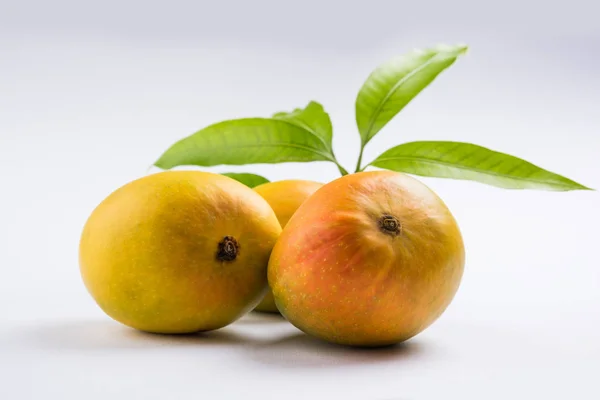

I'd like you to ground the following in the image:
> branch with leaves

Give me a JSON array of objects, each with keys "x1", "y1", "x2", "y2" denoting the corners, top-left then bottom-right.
[{"x1": 154, "y1": 44, "x2": 590, "y2": 191}]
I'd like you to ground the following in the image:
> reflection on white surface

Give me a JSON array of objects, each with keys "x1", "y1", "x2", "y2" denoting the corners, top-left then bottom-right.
[{"x1": 2, "y1": 315, "x2": 597, "y2": 399}]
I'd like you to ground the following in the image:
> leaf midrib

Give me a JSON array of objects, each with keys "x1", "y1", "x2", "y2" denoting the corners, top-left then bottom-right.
[
  {"x1": 371, "y1": 154, "x2": 577, "y2": 188},
  {"x1": 199, "y1": 141, "x2": 336, "y2": 163},
  {"x1": 273, "y1": 118, "x2": 333, "y2": 154},
  {"x1": 362, "y1": 52, "x2": 440, "y2": 143}
]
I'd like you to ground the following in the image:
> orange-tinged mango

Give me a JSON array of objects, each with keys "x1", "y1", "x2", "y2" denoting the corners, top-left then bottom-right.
[
  {"x1": 79, "y1": 171, "x2": 281, "y2": 333},
  {"x1": 269, "y1": 171, "x2": 465, "y2": 346}
]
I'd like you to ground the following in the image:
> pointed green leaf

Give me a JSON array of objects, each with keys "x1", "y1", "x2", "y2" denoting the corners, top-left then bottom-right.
[
  {"x1": 221, "y1": 172, "x2": 269, "y2": 188},
  {"x1": 154, "y1": 103, "x2": 338, "y2": 169},
  {"x1": 369, "y1": 141, "x2": 591, "y2": 191},
  {"x1": 273, "y1": 101, "x2": 333, "y2": 153},
  {"x1": 356, "y1": 44, "x2": 468, "y2": 146}
]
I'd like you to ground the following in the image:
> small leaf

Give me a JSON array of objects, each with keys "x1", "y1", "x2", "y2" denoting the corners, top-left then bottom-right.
[
  {"x1": 273, "y1": 101, "x2": 333, "y2": 153},
  {"x1": 369, "y1": 141, "x2": 591, "y2": 191},
  {"x1": 155, "y1": 102, "x2": 338, "y2": 170},
  {"x1": 356, "y1": 44, "x2": 467, "y2": 146},
  {"x1": 221, "y1": 172, "x2": 269, "y2": 188}
]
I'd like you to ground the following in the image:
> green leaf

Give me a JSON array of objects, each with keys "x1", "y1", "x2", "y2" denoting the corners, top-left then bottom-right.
[
  {"x1": 355, "y1": 44, "x2": 468, "y2": 146},
  {"x1": 221, "y1": 172, "x2": 269, "y2": 188},
  {"x1": 368, "y1": 141, "x2": 591, "y2": 191},
  {"x1": 155, "y1": 102, "x2": 343, "y2": 170},
  {"x1": 273, "y1": 101, "x2": 333, "y2": 153}
]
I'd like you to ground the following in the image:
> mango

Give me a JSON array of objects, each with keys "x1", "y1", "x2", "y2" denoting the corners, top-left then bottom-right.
[
  {"x1": 268, "y1": 171, "x2": 465, "y2": 346},
  {"x1": 79, "y1": 171, "x2": 281, "y2": 333}
]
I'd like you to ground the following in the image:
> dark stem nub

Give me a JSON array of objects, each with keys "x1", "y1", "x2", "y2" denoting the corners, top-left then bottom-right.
[
  {"x1": 378, "y1": 214, "x2": 401, "y2": 236},
  {"x1": 217, "y1": 236, "x2": 239, "y2": 262}
]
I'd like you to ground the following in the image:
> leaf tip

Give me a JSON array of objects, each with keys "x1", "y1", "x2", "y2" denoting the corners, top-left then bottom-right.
[
  {"x1": 450, "y1": 43, "x2": 469, "y2": 56},
  {"x1": 560, "y1": 177, "x2": 594, "y2": 191},
  {"x1": 152, "y1": 155, "x2": 170, "y2": 170},
  {"x1": 152, "y1": 160, "x2": 164, "y2": 169},
  {"x1": 433, "y1": 43, "x2": 469, "y2": 56}
]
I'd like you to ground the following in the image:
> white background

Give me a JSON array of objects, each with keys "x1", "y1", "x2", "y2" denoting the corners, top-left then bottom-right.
[{"x1": 1, "y1": 1, "x2": 599, "y2": 399}]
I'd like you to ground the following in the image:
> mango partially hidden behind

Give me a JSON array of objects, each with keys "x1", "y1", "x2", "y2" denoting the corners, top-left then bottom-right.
[
  {"x1": 79, "y1": 171, "x2": 281, "y2": 333},
  {"x1": 252, "y1": 180, "x2": 323, "y2": 313}
]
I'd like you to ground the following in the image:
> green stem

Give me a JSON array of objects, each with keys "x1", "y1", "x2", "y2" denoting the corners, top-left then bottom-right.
[
  {"x1": 336, "y1": 162, "x2": 349, "y2": 176},
  {"x1": 355, "y1": 146, "x2": 365, "y2": 173}
]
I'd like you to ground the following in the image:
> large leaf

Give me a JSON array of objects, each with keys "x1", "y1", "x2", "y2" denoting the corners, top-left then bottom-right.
[
  {"x1": 221, "y1": 172, "x2": 269, "y2": 188},
  {"x1": 155, "y1": 102, "x2": 338, "y2": 169},
  {"x1": 356, "y1": 44, "x2": 467, "y2": 146},
  {"x1": 273, "y1": 101, "x2": 333, "y2": 153},
  {"x1": 369, "y1": 141, "x2": 590, "y2": 191}
]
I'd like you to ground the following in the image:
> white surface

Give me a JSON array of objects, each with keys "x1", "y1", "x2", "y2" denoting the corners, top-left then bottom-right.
[{"x1": 1, "y1": 1, "x2": 600, "y2": 399}]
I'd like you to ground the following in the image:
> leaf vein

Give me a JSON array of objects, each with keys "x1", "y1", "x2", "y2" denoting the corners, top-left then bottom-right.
[{"x1": 373, "y1": 155, "x2": 573, "y2": 188}]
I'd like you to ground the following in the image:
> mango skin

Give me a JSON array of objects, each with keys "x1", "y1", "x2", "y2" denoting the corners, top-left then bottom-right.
[
  {"x1": 268, "y1": 171, "x2": 465, "y2": 346},
  {"x1": 252, "y1": 180, "x2": 323, "y2": 313},
  {"x1": 79, "y1": 171, "x2": 281, "y2": 333}
]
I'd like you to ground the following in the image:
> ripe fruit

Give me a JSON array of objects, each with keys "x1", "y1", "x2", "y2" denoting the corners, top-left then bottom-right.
[
  {"x1": 252, "y1": 180, "x2": 323, "y2": 313},
  {"x1": 79, "y1": 171, "x2": 281, "y2": 333},
  {"x1": 269, "y1": 171, "x2": 465, "y2": 346}
]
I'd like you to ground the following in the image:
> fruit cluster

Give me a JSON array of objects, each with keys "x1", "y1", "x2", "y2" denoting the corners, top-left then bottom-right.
[{"x1": 79, "y1": 170, "x2": 464, "y2": 347}]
